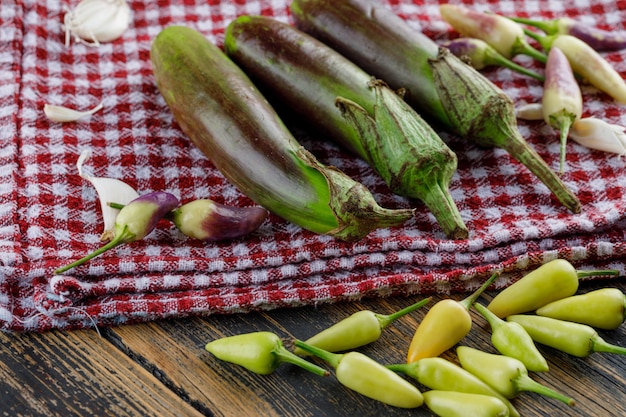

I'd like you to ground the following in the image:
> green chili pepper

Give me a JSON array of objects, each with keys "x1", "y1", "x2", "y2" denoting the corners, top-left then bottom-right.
[
  {"x1": 536, "y1": 288, "x2": 626, "y2": 330},
  {"x1": 407, "y1": 273, "x2": 498, "y2": 362},
  {"x1": 388, "y1": 357, "x2": 519, "y2": 417},
  {"x1": 205, "y1": 332, "x2": 328, "y2": 376},
  {"x1": 294, "y1": 297, "x2": 431, "y2": 355},
  {"x1": 487, "y1": 259, "x2": 619, "y2": 318},
  {"x1": 456, "y1": 346, "x2": 575, "y2": 406},
  {"x1": 474, "y1": 302, "x2": 548, "y2": 372},
  {"x1": 295, "y1": 340, "x2": 423, "y2": 408},
  {"x1": 423, "y1": 390, "x2": 510, "y2": 417},
  {"x1": 507, "y1": 314, "x2": 626, "y2": 358}
]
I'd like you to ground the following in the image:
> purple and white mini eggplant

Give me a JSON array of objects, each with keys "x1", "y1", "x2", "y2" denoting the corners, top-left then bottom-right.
[
  {"x1": 510, "y1": 16, "x2": 626, "y2": 52},
  {"x1": 55, "y1": 191, "x2": 180, "y2": 274},
  {"x1": 527, "y1": 31, "x2": 626, "y2": 104},
  {"x1": 171, "y1": 199, "x2": 268, "y2": 241},
  {"x1": 542, "y1": 46, "x2": 582, "y2": 173},
  {"x1": 443, "y1": 37, "x2": 544, "y2": 81},
  {"x1": 439, "y1": 4, "x2": 546, "y2": 62}
]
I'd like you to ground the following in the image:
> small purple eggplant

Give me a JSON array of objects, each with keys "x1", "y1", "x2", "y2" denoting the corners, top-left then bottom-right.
[
  {"x1": 541, "y1": 46, "x2": 582, "y2": 173},
  {"x1": 443, "y1": 37, "x2": 544, "y2": 81},
  {"x1": 523, "y1": 27, "x2": 626, "y2": 104},
  {"x1": 439, "y1": 4, "x2": 546, "y2": 62},
  {"x1": 170, "y1": 199, "x2": 268, "y2": 241},
  {"x1": 510, "y1": 16, "x2": 626, "y2": 52},
  {"x1": 55, "y1": 191, "x2": 180, "y2": 274}
]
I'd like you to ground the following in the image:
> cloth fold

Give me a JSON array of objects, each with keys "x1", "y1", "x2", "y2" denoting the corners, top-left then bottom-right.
[{"x1": 1, "y1": 0, "x2": 625, "y2": 332}]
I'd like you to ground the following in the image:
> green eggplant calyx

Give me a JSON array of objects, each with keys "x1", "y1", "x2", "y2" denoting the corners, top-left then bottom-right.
[
  {"x1": 336, "y1": 79, "x2": 467, "y2": 239},
  {"x1": 303, "y1": 147, "x2": 415, "y2": 241},
  {"x1": 429, "y1": 47, "x2": 581, "y2": 214}
]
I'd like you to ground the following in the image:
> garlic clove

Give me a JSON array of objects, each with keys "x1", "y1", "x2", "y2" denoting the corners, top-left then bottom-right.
[
  {"x1": 76, "y1": 150, "x2": 140, "y2": 241},
  {"x1": 63, "y1": 0, "x2": 131, "y2": 47},
  {"x1": 515, "y1": 103, "x2": 544, "y2": 121},
  {"x1": 570, "y1": 117, "x2": 626, "y2": 156},
  {"x1": 44, "y1": 102, "x2": 103, "y2": 122}
]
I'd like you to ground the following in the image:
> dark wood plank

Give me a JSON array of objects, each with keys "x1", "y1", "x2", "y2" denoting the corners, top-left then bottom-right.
[
  {"x1": 0, "y1": 329, "x2": 203, "y2": 417},
  {"x1": 0, "y1": 279, "x2": 624, "y2": 416}
]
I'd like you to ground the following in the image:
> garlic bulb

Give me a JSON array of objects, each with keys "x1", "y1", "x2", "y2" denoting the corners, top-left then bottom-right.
[
  {"x1": 570, "y1": 117, "x2": 626, "y2": 156},
  {"x1": 44, "y1": 102, "x2": 103, "y2": 122},
  {"x1": 515, "y1": 103, "x2": 544, "y2": 121},
  {"x1": 63, "y1": 0, "x2": 131, "y2": 47},
  {"x1": 76, "y1": 150, "x2": 140, "y2": 241}
]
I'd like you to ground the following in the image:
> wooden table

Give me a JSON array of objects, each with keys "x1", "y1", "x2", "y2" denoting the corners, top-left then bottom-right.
[{"x1": 1, "y1": 278, "x2": 624, "y2": 417}]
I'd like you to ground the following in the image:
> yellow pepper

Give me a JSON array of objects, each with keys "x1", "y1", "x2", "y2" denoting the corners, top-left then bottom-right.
[
  {"x1": 487, "y1": 259, "x2": 618, "y2": 318},
  {"x1": 407, "y1": 273, "x2": 498, "y2": 362}
]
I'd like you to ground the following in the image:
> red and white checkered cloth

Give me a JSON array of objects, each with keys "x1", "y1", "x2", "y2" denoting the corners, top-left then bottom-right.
[{"x1": 2, "y1": 0, "x2": 625, "y2": 332}]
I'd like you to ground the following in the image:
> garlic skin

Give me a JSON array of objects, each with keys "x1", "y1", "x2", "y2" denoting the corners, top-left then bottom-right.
[
  {"x1": 515, "y1": 103, "x2": 544, "y2": 121},
  {"x1": 570, "y1": 117, "x2": 626, "y2": 156},
  {"x1": 44, "y1": 102, "x2": 103, "y2": 122},
  {"x1": 76, "y1": 150, "x2": 140, "y2": 241},
  {"x1": 63, "y1": 0, "x2": 131, "y2": 47}
]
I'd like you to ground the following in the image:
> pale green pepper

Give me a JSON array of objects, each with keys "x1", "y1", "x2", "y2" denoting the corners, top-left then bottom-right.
[
  {"x1": 474, "y1": 302, "x2": 548, "y2": 372},
  {"x1": 205, "y1": 331, "x2": 328, "y2": 376},
  {"x1": 294, "y1": 297, "x2": 431, "y2": 355},
  {"x1": 456, "y1": 346, "x2": 575, "y2": 406},
  {"x1": 423, "y1": 390, "x2": 510, "y2": 417},
  {"x1": 295, "y1": 340, "x2": 423, "y2": 408},
  {"x1": 536, "y1": 288, "x2": 626, "y2": 330},
  {"x1": 388, "y1": 357, "x2": 519, "y2": 417},
  {"x1": 507, "y1": 314, "x2": 626, "y2": 357},
  {"x1": 408, "y1": 273, "x2": 498, "y2": 362},
  {"x1": 487, "y1": 259, "x2": 618, "y2": 318}
]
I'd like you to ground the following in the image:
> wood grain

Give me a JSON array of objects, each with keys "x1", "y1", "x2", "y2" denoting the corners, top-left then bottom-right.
[{"x1": 1, "y1": 279, "x2": 624, "y2": 416}]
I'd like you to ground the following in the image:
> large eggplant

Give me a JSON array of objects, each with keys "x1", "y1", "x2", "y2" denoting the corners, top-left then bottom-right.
[
  {"x1": 150, "y1": 25, "x2": 413, "y2": 241},
  {"x1": 290, "y1": 0, "x2": 581, "y2": 214},
  {"x1": 224, "y1": 16, "x2": 468, "y2": 239}
]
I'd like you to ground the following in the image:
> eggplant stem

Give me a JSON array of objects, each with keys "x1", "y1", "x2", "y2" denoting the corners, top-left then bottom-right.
[
  {"x1": 501, "y1": 131, "x2": 581, "y2": 213},
  {"x1": 54, "y1": 226, "x2": 133, "y2": 274}
]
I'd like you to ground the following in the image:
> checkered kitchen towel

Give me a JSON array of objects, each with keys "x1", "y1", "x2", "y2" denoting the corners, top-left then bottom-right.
[{"x1": 1, "y1": 0, "x2": 625, "y2": 332}]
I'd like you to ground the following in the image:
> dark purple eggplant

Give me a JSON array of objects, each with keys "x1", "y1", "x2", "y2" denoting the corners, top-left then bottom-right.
[
  {"x1": 290, "y1": 0, "x2": 581, "y2": 213},
  {"x1": 150, "y1": 25, "x2": 413, "y2": 242},
  {"x1": 224, "y1": 16, "x2": 468, "y2": 239}
]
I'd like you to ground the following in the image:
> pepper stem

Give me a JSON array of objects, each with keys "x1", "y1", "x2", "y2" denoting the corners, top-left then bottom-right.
[
  {"x1": 294, "y1": 340, "x2": 343, "y2": 369},
  {"x1": 108, "y1": 202, "x2": 125, "y2": 209},
  {"x1": 273, "y1": 346, "x2": 330, "y2": 376},
  {"x1": 386, "y1": 363, "x2": 417, "y2": 377},
  {"x1": 558, "y1": 116, "x2": 573, "y2": 174},
  {"x1": 523, "y1": 29, "x2": 556, "y2": 52},
  {"x1": 484, "y1": 47, "x2": 545, "y2": 81},
  {"x1": 512, "y1": 370, "x2": 576, "y2": 406},
  {"x1": 376, "y1": 297, "x2": 432, "y2": 329},
  {"x1": 54, "y1": 226, "x2": 133, "y2": 274},
  {"x1": 458, "y1": 273, "x2": 499, "y2": 310},
  {"x1": 473, "y1": 302, "x2": 504, "y2": 330},
  {"x1": 515, "y1": 40, "x2": 548, "y2": 63},
  {"x1": 507, "y1": 16, "x2": 558, "y2": 35},
  {"x1": 590, "y1": 335, "x2": 626, "y2": 356},
  {"x1": 576, "y1": 269, "x2": 620, "y2": 278}
]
